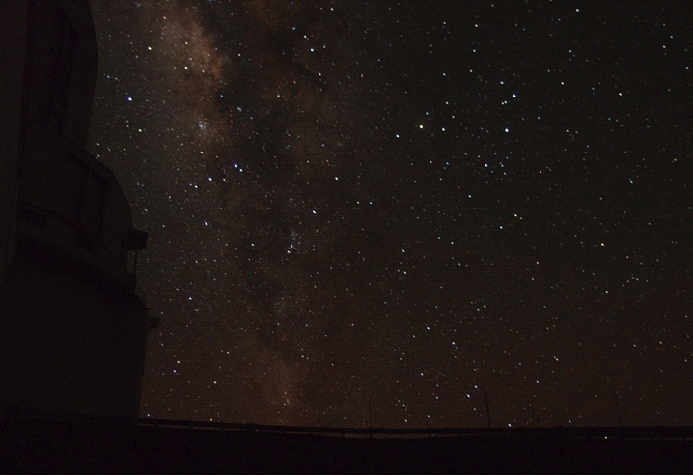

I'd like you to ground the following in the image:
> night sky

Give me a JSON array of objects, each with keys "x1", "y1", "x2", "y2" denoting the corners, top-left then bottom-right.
[{"x1": 87, "y1": 0, "x2": 693, "y2": 428}]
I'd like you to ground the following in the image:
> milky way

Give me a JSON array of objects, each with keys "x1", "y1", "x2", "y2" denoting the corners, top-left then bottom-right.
[{"x1": 88, "y1": 0, "x2": 693, "y2": 427}]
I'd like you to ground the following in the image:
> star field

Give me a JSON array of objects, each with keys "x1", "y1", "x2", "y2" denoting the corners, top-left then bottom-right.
[{"x1": 88, "y1": 0, "x2": 693, "y2": 427}]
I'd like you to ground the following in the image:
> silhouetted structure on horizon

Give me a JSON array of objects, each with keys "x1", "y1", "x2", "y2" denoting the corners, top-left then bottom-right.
[{"x1": 0, "y1": 0, "x2": 154, "y2": 418}]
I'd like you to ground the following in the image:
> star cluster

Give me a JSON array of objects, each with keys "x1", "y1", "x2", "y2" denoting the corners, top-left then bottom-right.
[{"x1": 88, "y1": 0, "x2": 693, "y2": 427}]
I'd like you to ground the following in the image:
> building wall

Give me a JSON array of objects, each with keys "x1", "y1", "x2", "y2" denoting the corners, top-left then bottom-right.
[
  {"x1": 22, "y1": 0, "x2": 97, "y2": 147},
  {"x1": 0, "y1": 240, "x2": 149, "y2": 417},
  {"x1": 0, "y1": 0, "x2": 151, "y2": 419},
  {"x1": 18, "y1": 127, "x2": 134, "y2": 287},
  {"x1": 1, "y1": 0, "x2": 98, "y2": 288},
  {"x1": 0, "y1": 2, "x2": 28, "y2": 288}
]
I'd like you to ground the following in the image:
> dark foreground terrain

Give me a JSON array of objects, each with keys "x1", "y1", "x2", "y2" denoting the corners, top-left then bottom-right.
[{"x1": 2, "y1": 410, "x2": 693, "y2": 473}]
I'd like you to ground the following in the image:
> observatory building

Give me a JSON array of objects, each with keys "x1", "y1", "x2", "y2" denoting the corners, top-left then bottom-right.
[{"x1": 0, "y1": 0, "x2": 154, "y2": 418}]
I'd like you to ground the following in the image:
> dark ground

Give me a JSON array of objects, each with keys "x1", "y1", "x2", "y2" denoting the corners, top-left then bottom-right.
[{"x1": 2, "y1": 410, "x2": 693, "y2": 473}]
